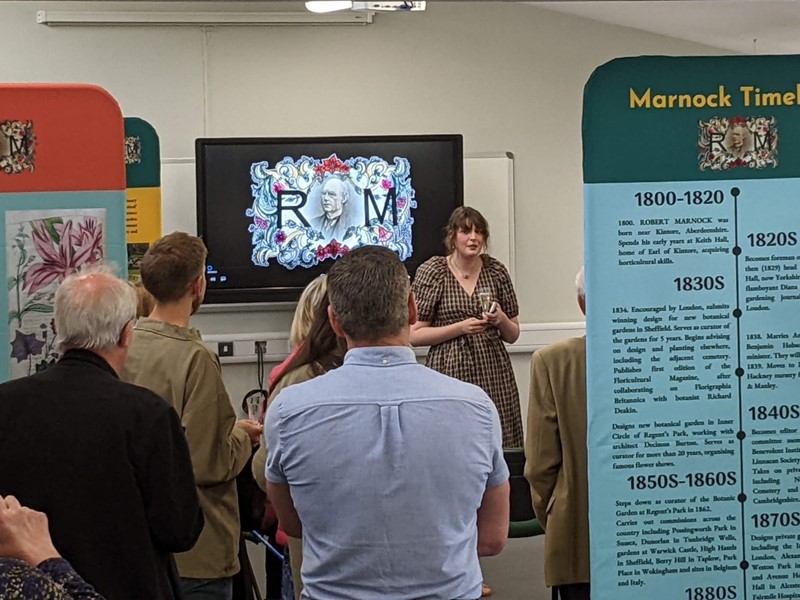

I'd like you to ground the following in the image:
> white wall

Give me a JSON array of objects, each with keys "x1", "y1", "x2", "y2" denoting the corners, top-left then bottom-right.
[{"x1": 1, "y1": 0, "x2": 727, "y2": 401}]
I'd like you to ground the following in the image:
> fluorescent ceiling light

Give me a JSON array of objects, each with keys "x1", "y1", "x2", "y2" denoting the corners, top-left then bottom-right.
[
  {"x1": 306, "y1": 1, "x2": 353, "y2": 12},
  {"x1": 306, "y1": 1, "x2": 426, "y2": 12},
  {"x1": 356, "y1": 2, "x2": 426, "y2": 10},
  {"x1": 37, "y1": 9, "x2": 373, "y2": 26}
]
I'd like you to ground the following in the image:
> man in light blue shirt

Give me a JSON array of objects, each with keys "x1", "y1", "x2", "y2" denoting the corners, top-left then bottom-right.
[{"x1": 266, "y1": 246, "x2": 510, "y2": 600}]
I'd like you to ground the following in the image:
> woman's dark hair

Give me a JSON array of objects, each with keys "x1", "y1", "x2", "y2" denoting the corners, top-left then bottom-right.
[
  {"x1": 273, "y1": 292, "x2": 346, "y2": 389},
  {"x1": 443, "y1": 206, "x2": 490, "y2": 254}
]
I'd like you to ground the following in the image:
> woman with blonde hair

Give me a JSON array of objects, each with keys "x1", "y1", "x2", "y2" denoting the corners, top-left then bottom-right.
[
  {"x1": 132, "y1": 281, "x2": 155, "y2": 319},
  {"x1": 253, "y1": 277, "x2": 345, "y2": 600},
  {"x1": 267, "y1": 275, "x2": 328, "y2": 390}
]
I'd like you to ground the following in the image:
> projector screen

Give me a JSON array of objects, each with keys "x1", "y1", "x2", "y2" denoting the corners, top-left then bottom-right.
[{"x1": 196, "y1": 135, "x2": 463, "y2": 303}]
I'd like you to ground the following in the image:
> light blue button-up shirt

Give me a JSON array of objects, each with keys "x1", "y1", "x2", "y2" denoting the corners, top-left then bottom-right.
[{"x1": 266, "y1": 346, "x2": 508, "y2": 600}]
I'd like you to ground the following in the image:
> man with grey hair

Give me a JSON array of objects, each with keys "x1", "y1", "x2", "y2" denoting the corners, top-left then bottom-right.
[
  {"x1": 0, "y1": 267, "x2": 203, "y2": 600},
  {"x1": 525, "y1": 266, "x2": 590, "y2": 600},
  {"x1": 266, "y1": 245, "x2": 510, "y2": 600},
  {"x1": 309, "y1": 176, "x2": 354, "y2": 241}
]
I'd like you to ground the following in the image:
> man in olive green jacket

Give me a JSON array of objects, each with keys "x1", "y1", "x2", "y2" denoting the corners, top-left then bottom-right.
[
  {"x1": 122, "y1": 232, "x2": 262, "y2": 600},
  {"x1": 525, "y1": 268, "x2": 590, "y2": 600}
]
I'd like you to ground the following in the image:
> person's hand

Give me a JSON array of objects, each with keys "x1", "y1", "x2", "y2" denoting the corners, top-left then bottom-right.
[
  {"x1": 460, "y1": 316, "x2": 489, "y2": 335},
  {"x1": 0, "y1": 495, "x2": 60, "y2": 567},
  {"x1": 237, "y1": 419, "x2": 264, "y2": 445},
  {"x1": 483, "y1": 302, "x2": 507, "y2": 326}
]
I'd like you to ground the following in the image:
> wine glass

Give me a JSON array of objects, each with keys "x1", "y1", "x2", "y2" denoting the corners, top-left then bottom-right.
[
  {"x1": 246, "y1": 394, "x2": 262, "y2": 421},
  {"x1": 478, "y1": 288, "x2": 493, "y2": 313}
]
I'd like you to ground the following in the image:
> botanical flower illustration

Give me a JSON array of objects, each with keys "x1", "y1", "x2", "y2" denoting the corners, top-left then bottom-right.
[
  {"x1": 315, "y1": 240, "x2": 350, "y2": 262},
  {"x1": 8, "y1": 215, "x2": 104, "y2": 377},
  {"x1": 377, "y1": 226, "x2": 392, "y2": 242},
  {"x1": 23, "y1": 219, "x2": 102, "y2": 294},
  {"x1": 313, "y1": 155, "x2": 351, "y2": 177},
  {"x1": 10, "y1": 330, "x2": 45, "y2": 363}
]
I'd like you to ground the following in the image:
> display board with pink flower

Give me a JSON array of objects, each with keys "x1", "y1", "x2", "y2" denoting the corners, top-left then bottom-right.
[{"x1": 0, "y1": 84, "x2": 127, "y2": 381}]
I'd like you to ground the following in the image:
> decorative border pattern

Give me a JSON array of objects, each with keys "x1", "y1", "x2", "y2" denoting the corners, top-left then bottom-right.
[
  {"x1": 698, "y1": 116, "x2": 778, "y2": 171},
  {"x1": 247, "y1": 154, "x2": 416, "y2": 269},
  {"x1": 0, "y1": 120, "x2": 36, "y2": 174},
  {"x1": 124, "y1": 135, "x2": 142, "y2": 165}
]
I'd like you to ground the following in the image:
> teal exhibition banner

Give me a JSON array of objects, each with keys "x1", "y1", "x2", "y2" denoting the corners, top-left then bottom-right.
[{"x1": 585, "y1": 56, "x2": 800, "y2": 600}]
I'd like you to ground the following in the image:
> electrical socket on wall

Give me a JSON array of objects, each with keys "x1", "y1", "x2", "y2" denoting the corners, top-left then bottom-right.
[
  {"x1": 217, "y1": 341, "x2": 234, "y2": 357},
  {"x1": 254, "y1": 341, "x2": 267, "y2": 354}
]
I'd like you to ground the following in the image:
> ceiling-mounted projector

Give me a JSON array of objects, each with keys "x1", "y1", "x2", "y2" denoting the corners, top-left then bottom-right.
[{"x1": 305, "y1": 1, "x2": 426, "y2": 13}]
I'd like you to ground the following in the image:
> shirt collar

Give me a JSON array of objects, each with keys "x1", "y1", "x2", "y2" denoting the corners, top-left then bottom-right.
[
  {"x1": 58, "y1": 348, "x2": 119, "y2": 378},
  {"x1": 133, "y1": 317, "x2": 202, "y2": 341},
  {"x1": 343, "y1": 346, "x2": 417, "y2": 367}
]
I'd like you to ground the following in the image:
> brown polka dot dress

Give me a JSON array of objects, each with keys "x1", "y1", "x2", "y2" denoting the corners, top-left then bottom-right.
[{"x1": 412, "y1": 254, "x2": 523, "y2": 448}]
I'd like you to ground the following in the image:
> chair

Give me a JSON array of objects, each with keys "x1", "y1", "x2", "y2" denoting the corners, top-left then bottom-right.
[{"x1": 503, "y1": 448, "x2": 544, "y2": 538}]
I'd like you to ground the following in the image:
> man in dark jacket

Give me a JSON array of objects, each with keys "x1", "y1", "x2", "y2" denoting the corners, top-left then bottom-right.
[{"x1": 0, "y1": 266, "x2": 203, "y2": 600}]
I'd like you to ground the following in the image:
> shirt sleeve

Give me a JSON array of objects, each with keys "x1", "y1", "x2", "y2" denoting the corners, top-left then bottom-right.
[
  {"x1": 251, "y1": 443, "x2": 267, "y2": 493},
  {"x1": 181, "y1": 349, "x2": 251, "y2": 487},
  {"x1": 133, "y1": 401, "x2": 204, "y2": 552},
  {"x1": 524, "y1": 349, "x2": 561, "y2": 529},
  {"x1": 255, "y1": 366, "x2": 303, "y2": 490},
  {"x1": 490, "y1": 257, "x2": 519, "y2": 320},
  {"x1": 36, "y1": 557, "x2": 106, "y2": 599},
  {"x1": 265, "y1": 393, "x2": 287, "y2": 484},
  {"x1": 411, "y1": 258, "x2": 443, "y2": 323},
  {"x1": 486, "y1": 399, "x2": 510, "y2": 488}
]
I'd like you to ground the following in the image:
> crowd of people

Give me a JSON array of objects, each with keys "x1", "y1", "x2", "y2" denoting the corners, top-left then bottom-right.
[{"x1": 0, "y1": 207, "x2": 590, "y2": 600}]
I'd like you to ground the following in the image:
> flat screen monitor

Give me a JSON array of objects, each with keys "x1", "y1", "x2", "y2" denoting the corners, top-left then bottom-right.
[{"x1": 196, "y1": 135, "x2": 463, "y2": 303}]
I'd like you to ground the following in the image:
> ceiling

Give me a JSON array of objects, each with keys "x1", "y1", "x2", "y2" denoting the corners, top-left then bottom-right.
[
  {"x1": 21, "y1": 0, "x2": 800, "y2": 55},
  {"x1": 528, "y1": 0, "x2": 800, "y2": 55}
]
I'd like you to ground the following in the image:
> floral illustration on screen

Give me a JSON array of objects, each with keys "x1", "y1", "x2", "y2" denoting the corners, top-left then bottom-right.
[
  {"x1": 247, "y1": 154, "x2": 417, "y2": 269},
  {"x1": 6, "y1": 211, "x2": 105, "y2": 378},
  {"x1": 698, "y1": 116, "x2": 778, "y2": 171}
]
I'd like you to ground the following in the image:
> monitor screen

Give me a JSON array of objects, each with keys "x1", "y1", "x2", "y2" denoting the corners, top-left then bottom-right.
[{"x1": 196, "y1": 135, "x2": 463, "y2": 303}]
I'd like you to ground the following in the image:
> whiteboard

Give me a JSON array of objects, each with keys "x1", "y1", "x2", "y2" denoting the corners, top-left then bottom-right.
[
  {"x1": 463, "y1": 152, "x2": 515, "y2": 281},
  {"x1": 161, "y1": 153, "x2": 515, "y2": 279}
]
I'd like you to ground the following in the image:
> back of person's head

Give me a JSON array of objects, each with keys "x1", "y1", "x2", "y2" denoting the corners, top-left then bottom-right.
[
  {"x1": 444, "y1": 206, "x2": 490, "y2": 254},
  {"x1": 140, "y1": 232, "x2": 207, "y2": 303},
  {"x1": 133, "y1": 280, "x2": 155, "y2": 318},
  {"x1": 327, "y1": 246, "x2": 409, "y2": 342},
  {"x1": 290, "y1": 275, "x2": 328, "y2": 348},
  {"x1": 278, "y1": 291, "x2": 346, "y2": 387},
  {"x1": 575, "y1": 266, "x2": 585, "y2": 300},
  {"x1": 55, "y1": 265, "x2": 136, "y2": 354}
]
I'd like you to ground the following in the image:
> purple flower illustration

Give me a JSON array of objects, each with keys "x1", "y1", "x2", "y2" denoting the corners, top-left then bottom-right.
[
  {"x1": 381, "y1": 179, "x2": 392, "y2": 190},
  {"x1": 69, "y1": 218, "x2": 103, "y2": 262},
  {"x1": 255, "y1": 216, "x2": 269, "y2": 230},
  {"x1": 274, "y1": 230, "x2": 287, "y2": 244},
  {"x1": 397, "y1": 197, "x2": 407, "y2": 209},
  {"x1": 273, "y1": 181, "x2": 285, "y2": 194},
  {"x1": 10, "y1": 330, "x2": 45, "y2": 363},
  {"x1": 23, "y1": 220, "x2": 99, "y2": 294}
]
